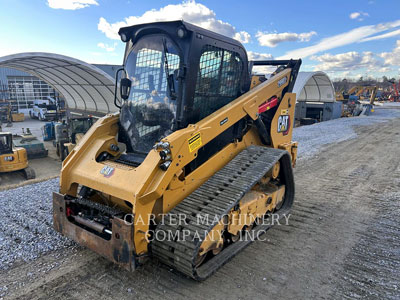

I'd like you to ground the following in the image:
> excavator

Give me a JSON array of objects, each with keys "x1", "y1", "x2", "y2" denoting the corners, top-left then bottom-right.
[
  {"x1": 53, "y1": 21, "x2": 301, "y2": 280},
  {"x1": 336, "y1": 85, "x2": 365, "y2": 101},
  {"x1": 0, "y1": 132, "x2": 35, "y2": 181}
]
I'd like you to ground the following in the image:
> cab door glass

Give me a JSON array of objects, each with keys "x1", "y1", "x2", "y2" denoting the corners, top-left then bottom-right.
[{"x1": 192, "y1": 45, "x2": 243, "y2": 123}]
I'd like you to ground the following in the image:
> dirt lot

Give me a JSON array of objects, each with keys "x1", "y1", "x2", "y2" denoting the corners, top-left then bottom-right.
[{"x1": 1, "y1": 114, "x2": 399, "y2": 299}]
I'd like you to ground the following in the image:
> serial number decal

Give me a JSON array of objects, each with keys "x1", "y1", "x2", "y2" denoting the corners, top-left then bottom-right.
[
  {"x1": 278, "y1": 76, "x2": 288, "y2": 87},
  {"x1": 188, "y1": 133, "x2": 202, "y2": 152},
  {"x1": 277, "y1": 115, "x2": 290, "y2": 135}
]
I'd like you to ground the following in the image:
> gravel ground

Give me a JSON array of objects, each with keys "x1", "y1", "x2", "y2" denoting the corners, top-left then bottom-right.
[
  {"x1": 334, "y1": 190, "x2": 400, "y2": 298},
  {"x1": 293, "y1": 107, "x2": 400, "y2": 160},
  {"x1": 0, "y1": 107, "x2": 399, "y2": 271},
  {"x1": 0, "y1": 108, "x2": 399, "y2": 299},
  {"x1": 0, "y1": 178, "x2": 75, "y2": 270}
]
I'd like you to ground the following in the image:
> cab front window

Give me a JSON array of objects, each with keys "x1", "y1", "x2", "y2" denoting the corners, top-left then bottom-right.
[{"x1": 120, "y1": 35, "x2": 181, "y2": 153}]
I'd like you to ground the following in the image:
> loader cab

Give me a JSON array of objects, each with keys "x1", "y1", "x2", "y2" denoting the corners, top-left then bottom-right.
[
  {"x1": 0, "y1": 133, "x2": 12, "y2": 155},
  {"x1": 69, "y1": 117, "x2": 93, "y2": 144},
  {"x1": 117, "y1": 20, "x2": 250, "y2": 154}
]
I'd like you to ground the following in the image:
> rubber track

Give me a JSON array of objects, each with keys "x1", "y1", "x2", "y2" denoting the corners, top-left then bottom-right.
[{"x1": 152, "y1": 145, "x2": 295, "y2": 280}]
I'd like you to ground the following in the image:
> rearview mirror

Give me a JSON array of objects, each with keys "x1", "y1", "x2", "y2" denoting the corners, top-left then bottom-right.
[{"x1": 120, "y1": 78, "x2": 132, "y2": 100}]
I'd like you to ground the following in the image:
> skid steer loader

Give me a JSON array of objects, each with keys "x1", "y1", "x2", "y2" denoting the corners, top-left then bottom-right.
[{"x1": 53, "y1": 21, "x2": 301, "y2": 280}]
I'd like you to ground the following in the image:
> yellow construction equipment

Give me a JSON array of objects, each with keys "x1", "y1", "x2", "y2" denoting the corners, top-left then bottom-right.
[
  {"x1": 53, "y1": 21, "x2": 301, "y2": 280},
  {"x1": 337, "y1": 85, "x2": 379, "y2": 117},
  {"x1": 364, "y1": 86, "x2": 378, "y2": 105},
  {"x1": 11, "y1": 113, "x2": 25, "y2": 122},
  {"x1": 337, "y1": 85, "x2": 378, "y2": 102},
  {"x1": 359, "y1": 86, "x2": 379, "y2": 113},
  {"x1": 0, "y1": 132, "x2": 35, "y2": 180},
  {"x1": 336, "y1": 85, "x2": 363, "y2": 101}
]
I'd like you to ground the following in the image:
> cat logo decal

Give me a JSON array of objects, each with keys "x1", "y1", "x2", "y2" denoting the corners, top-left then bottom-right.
[{"x1": 277, "y1": 115, "x2": 290, "y2": 136}]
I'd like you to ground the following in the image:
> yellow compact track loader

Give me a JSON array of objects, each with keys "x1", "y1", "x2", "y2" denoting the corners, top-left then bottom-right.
[
  {"x1": 0, "y1": 132, "x2": 35, "y2": 180},
  {"x1": 53, "y1": 21, "x2": 301, "y2": 280}
]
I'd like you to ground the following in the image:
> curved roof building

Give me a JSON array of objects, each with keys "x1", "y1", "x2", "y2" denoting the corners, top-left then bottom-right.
[
  {"x1": 0, "y1": 52, "x2": 120, "y2": 115},
  {"x1": 293, "y1": 71, "x2": 335, "y2": 103}
]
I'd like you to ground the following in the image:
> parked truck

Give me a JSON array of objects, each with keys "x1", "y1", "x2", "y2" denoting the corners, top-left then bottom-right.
[{"x1": 29, "y1": 98, "x2": 60, "y2": 121}]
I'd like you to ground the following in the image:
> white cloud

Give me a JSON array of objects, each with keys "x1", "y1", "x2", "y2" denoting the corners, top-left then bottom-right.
[
  {"x1": 379, "y1": 66, "x2": 392, "y2": 73},
  {"x1": 350, "y1": 11, "x2": 369, "y2": 21},
  {"x1": 360, "y1": 29, "x2": 400, "y2": 42},
  {"x1": 311, "y1": 51, "x2": 381, "y2": 72},
  {"x1": 234, "y1": 31, "x2": 251, "y2": 44},
  {"x1": 380, "y1": 40, "x2": 400, "y2": 65},
  {"x1": 97, "y1": 42, "x2": 117, "y2": 52},
  {"x1": 256, "y1": 31, "x2": 316, "y2": 47},
  {"x1": 308, "y1": 39, "x2": 400, "y2": 77},
  {"x1": 247, "y1": 51, "x2": 273, "y2": 61},
  {"x1": 98, "y1": 17, "x2": 125, "y2": 40},
  {"x1": 247, "y1": 51, "x2": 276, "y2": 74},
  {"x1": 279, "y1": 19, "x2": 400, "y2": 59},
  {"x1": 47, "y1": 0, "x2": 98, "y2": 10},
  {"x1": 98, "y1": 1, "x2": 251, "y2": 43}
]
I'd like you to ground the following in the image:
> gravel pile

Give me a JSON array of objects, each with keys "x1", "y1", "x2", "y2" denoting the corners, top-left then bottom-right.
[
  {"x1": 293, "y1": 108, "x2": 400, "y2": 160},
  {"x1": 0, "y1": 107, "x2": 399, "y2": 270},
  {"x1": 0, "y1": 178, "x2": 75, "y2": 270}
]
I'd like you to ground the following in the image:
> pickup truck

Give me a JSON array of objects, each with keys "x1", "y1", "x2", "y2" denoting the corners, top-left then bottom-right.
[{"x1": 30, "y1": 100, "x2": 58, "y2": 121}]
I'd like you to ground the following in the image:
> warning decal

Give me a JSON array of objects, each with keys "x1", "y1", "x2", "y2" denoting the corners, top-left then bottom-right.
[{"x1": 188, "y1": 133, "x2": 202, "y2": 152}]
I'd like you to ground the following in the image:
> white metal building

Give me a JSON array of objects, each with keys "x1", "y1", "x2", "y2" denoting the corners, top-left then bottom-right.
[
  {"x1": 292, "y1": 71, "x2": 341, "y2": 122},
  {"x1": 293, "y1": 71, "x2": 335, "y2": 103},
  {"x1": 0, "y1": 53, "x2": 120, "y2": 116}
]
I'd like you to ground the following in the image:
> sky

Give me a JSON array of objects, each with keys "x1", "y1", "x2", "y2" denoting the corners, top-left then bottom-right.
[{"x1": 1, "y1": 0, "x2": 400, "y2": 80}]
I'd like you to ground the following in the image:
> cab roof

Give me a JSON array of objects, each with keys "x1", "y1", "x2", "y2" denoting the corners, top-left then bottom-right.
[{"x1": 118, "y1": 20, "x2": 245, "y2": 49}]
